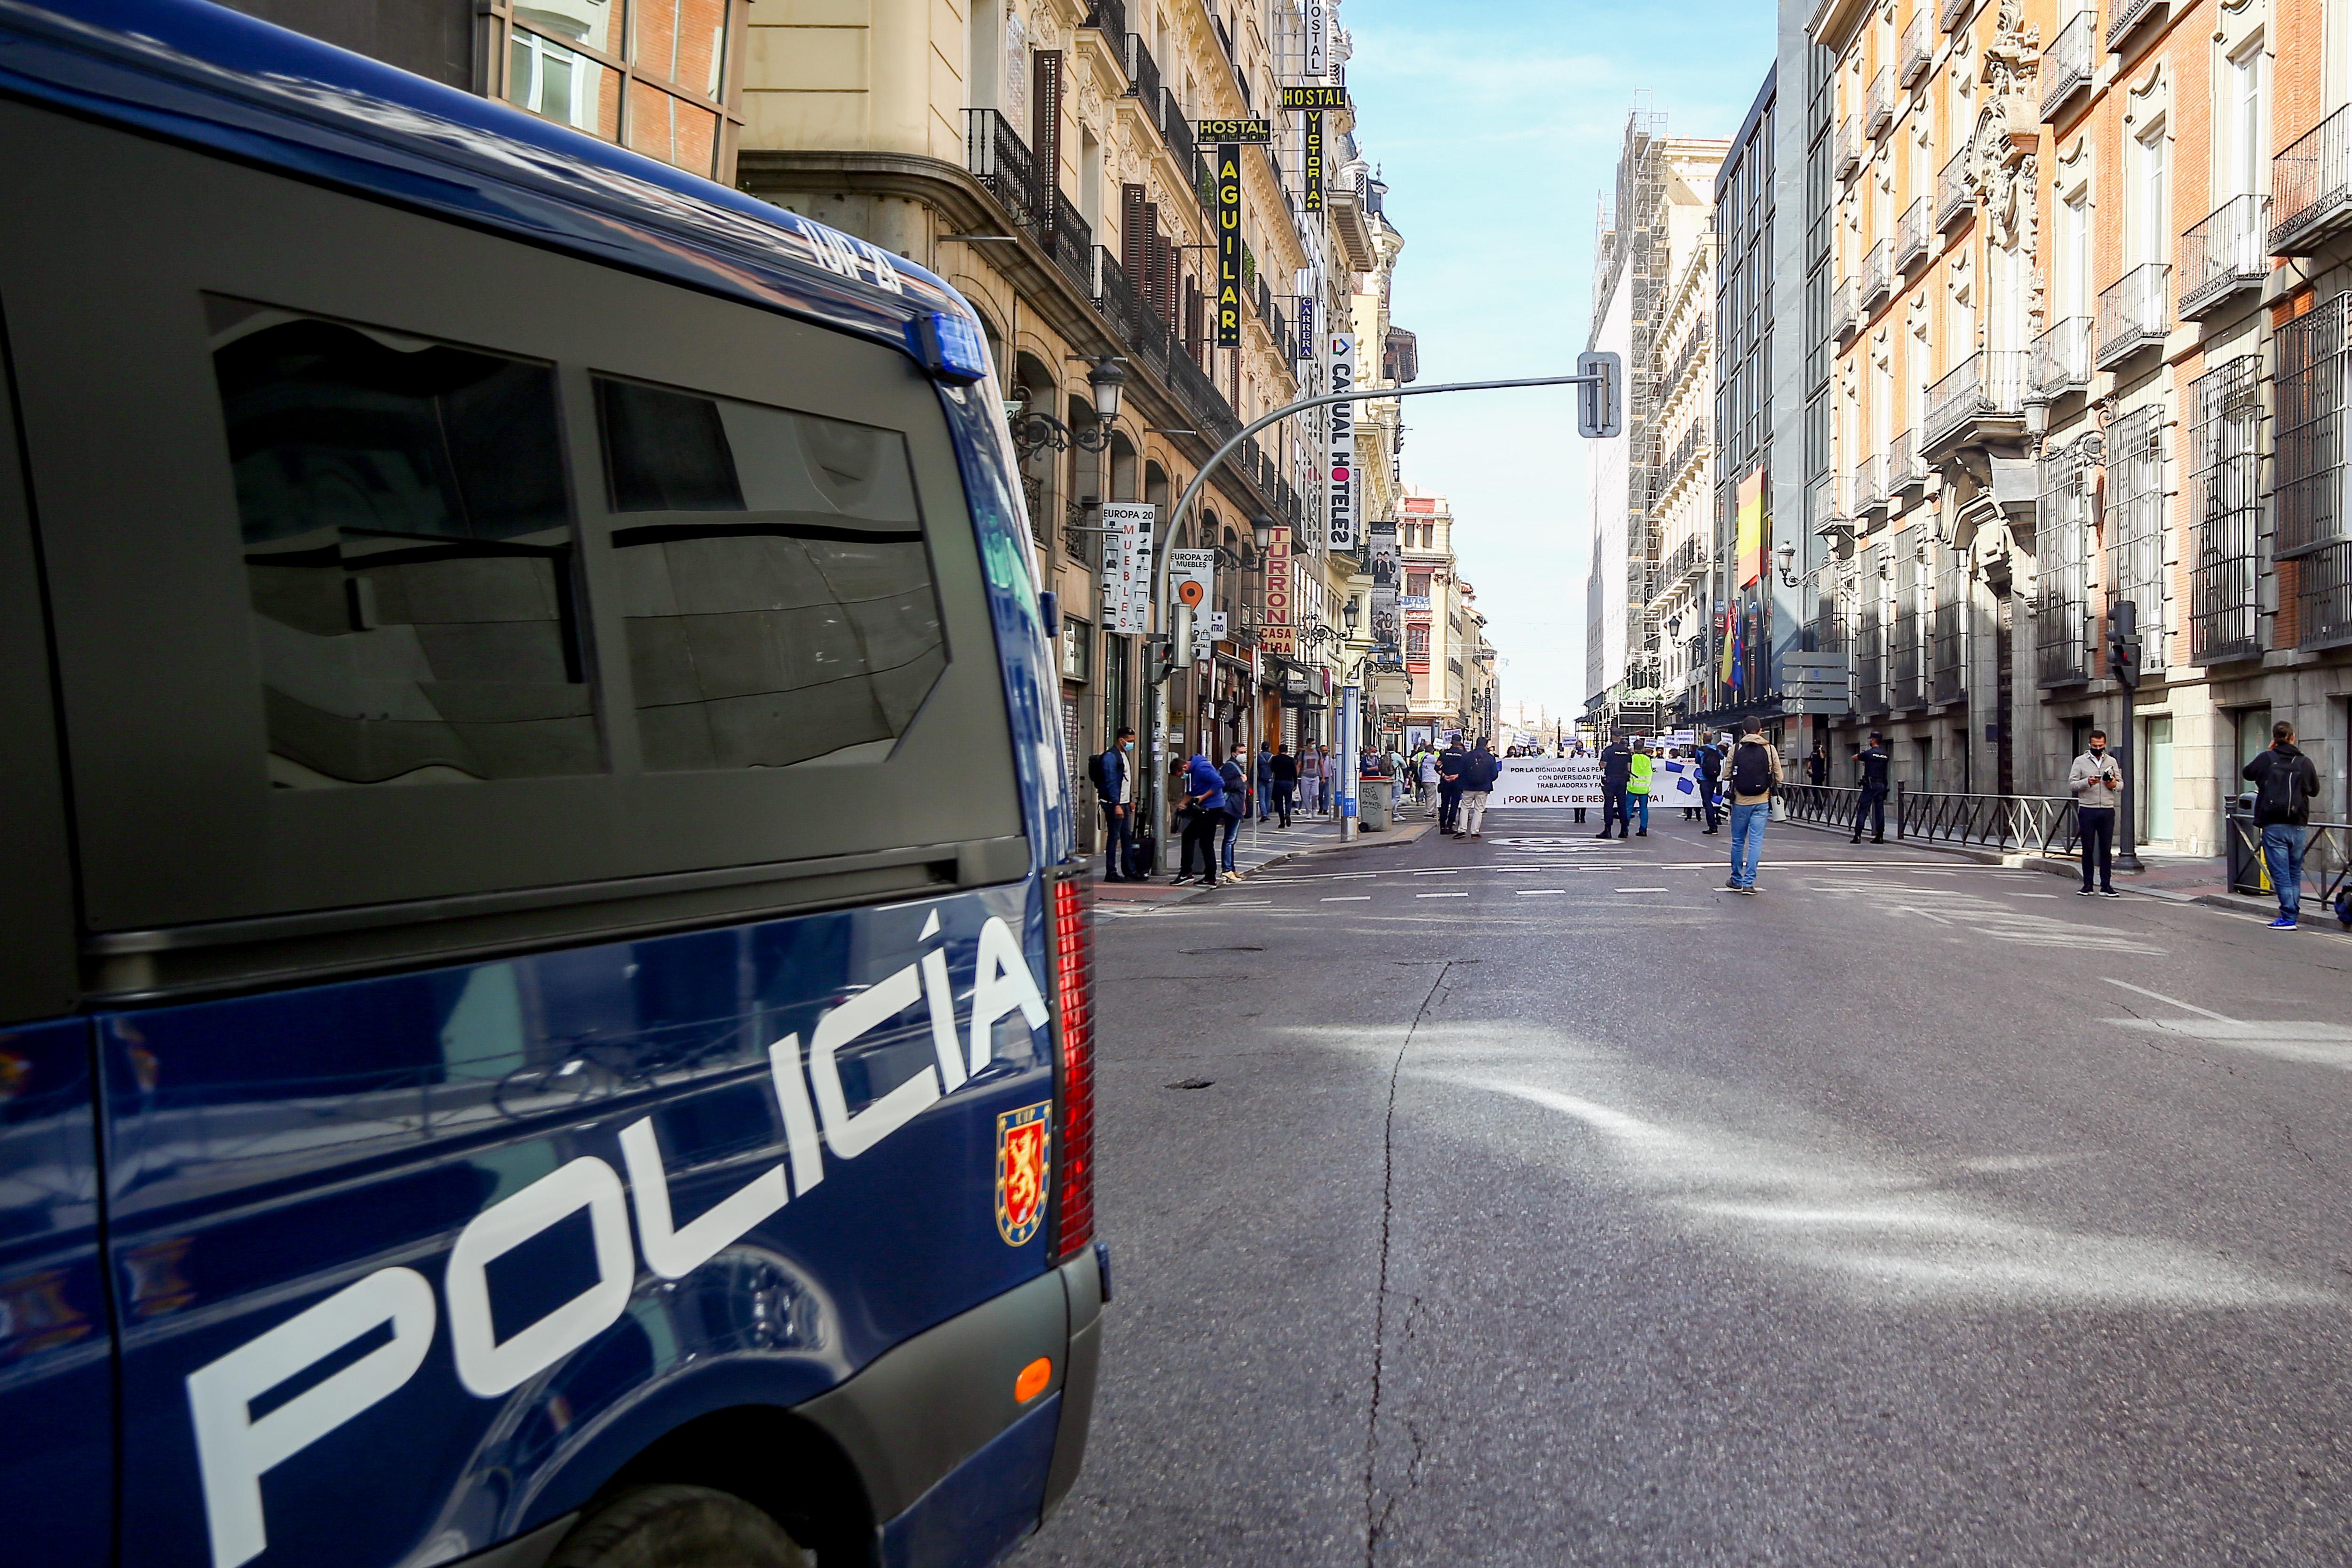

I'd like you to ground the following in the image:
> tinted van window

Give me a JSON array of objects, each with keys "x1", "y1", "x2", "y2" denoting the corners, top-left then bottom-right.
[
  {"x1": 597, "y1": 378, "x2": 946, "y2": 771},
  {"x1": 210, "y1": 302, "x2": 593, "y2": 787}
]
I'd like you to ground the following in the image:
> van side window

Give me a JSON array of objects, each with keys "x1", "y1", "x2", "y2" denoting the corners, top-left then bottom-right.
[
  {"x1": 595, "y1": 378, "x2": 947, "y2": 772},
  {"x1": 209, "y1": 301, "x2": 594, "y2": 788}
]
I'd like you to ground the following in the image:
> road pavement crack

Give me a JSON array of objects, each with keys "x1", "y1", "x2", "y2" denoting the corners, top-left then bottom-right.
[{"x1": 1363, "y1": 962, "x2": 1453, "y2": 1568}]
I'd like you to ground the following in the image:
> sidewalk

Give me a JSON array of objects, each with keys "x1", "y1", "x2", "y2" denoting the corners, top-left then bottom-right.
[
  {"x1": 1776, "y1": 812, "x2": 2349, "y2": 929},
  {"x1": 1087, "y1": 799, "x2": 1438, "y2": 913}
]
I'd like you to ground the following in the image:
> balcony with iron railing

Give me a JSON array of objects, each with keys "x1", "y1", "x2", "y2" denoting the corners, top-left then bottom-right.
[
  {"x1": 1833, "y1": 277, "x2": 1858, "y2": 343},
  {"x1": 1853, "y1": 454, "x2": 1888, "y2": 524},
  {"x1": 1812, "y1": 470, "x2": 1852, "y2": 537},
  {"x1": 2272, "y1": 105, "x2": 2352, "y2": 255},
  {"x1": 2105, "y1": 0, "x2": 2163, "y2": 50},
  {"x1": 1836, "y1": 118, "x2": 1861, "y2": 181},
  {"x1": 1889, "y1": 429, "x2": 1923, "y2": 498},
  {"x1": 1923, "y1": 350, "x2": 2027, "y2": 454},
  {"x1": 2031, "y1": 315, "x2": 2094, "y2": 398},
  {"x1": 1860, "y1": 239, "x2": 1892, "y2": 310},
  {"x1": 1865, "y1": 69, "x2": 1894, "y2": 140},
  {"x1": 1896, "y1": 197, "x2": 1930, "y2": 273},
  {"x1": 1939, "y1": 0, "x2": 1975, "y2": 31},
  {"x1": 2180, "y1": 194, "x2": 2270, "y2": 318},
  {"x1": 1082, "y1": 0, "x2": 1127, "y2": 40},
  {"x1": 1160, "y1": 88, "x2": 1200, "y2": 181},
  {"x1": 1043, "y1": 190, "x2": 1092, "y2": 291},
  {"x1": 1899, "y1": 10, "x2": 1931, "y2": 86},
  {"x1": 1936, "y1": 148, "x2": 1973, "y2": 231},
  {"x1": 965, "y1": 108, "x2": 1042, "y2": 228},
  {"x1": 2041, "y1": 7, "x2": 2096, "y2": 120},
  {"x1": 1124, "y1": 33, "x2": 1162, "y2": 119},
  {"x1": 2096, "y1": 263, "x2": 2169, "y2": 368}
]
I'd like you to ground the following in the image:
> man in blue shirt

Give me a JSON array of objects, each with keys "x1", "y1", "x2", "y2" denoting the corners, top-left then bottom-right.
[{"x1": 1172, "y1": 752, "x2": 1229, "y2": 887}]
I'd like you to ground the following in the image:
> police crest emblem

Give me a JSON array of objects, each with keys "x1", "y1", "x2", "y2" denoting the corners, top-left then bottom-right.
[{"x1": 995, "y1": 1101, "x2": 1052, "y2": 1246}]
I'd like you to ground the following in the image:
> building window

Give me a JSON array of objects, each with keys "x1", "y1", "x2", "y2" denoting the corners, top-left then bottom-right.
[
  {"x1": 1062, "y1": 616, "x2": 1093, "y2": 681},
  {"x1": 504, "y1": 0, "x2": 734, "y2": 177},
  {"x1": 2035, "y1": 443, "x2": 2094, "y2": 684},
  {"x1": 2106, "y1": 404, "x2": 2166, "y2": 676},
  {"x1": 2188, "y1": 356, "x2": 2263, "y2": 662},
  {"x1": 1406, "y1": 570, "x2": 1431, "y2": 595},
  {"x1": 2279, "y1": 294, "x2": 2352, "y2": 648},
  {"x1": 1892, "y1": 543, "x2": 1922, "y2": 708},
  {"x1": 1406, "y1": 624, "x2": 1430, "y2": 660}
]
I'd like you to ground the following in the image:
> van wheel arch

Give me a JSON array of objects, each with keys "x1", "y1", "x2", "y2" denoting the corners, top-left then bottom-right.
[{"x1": 583, "y1": 1406, "x2": 875, "y2": 1567}]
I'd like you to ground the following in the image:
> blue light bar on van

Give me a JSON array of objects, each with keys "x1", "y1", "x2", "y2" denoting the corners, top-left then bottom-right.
[{"x1": 907, "y1": 311, "x2": 991, "y2": 385}]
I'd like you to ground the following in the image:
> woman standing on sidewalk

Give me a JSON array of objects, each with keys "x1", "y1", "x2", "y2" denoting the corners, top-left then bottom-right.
[{"x1": 1218, "y1": 750, "x2": 1250, "y2": 880}]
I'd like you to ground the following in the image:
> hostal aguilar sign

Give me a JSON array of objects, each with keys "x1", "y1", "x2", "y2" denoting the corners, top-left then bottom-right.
[{"x1": 1216, "y1": 144, "x2": 1243, "y2": 348}]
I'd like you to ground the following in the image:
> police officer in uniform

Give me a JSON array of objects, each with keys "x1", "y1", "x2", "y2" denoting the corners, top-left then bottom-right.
[{"x1": 1851, "y1": 731, "x2": 1892, "y2": 844}]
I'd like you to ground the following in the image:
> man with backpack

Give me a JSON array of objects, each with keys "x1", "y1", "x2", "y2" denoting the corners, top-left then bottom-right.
[
  {"x1": 1594, "y1": 735, "x2": 1634, "y2": 839},
  {"x1": 2243, "y1": 720, "x2": 2323, "y2": 929},
  {"x1": 1851, "y1": 732, "x2": 1892, "y2": 844},
  {"x1": 1089, "y1": 727, "x2": 1135, "y2": 882},
  {"x1": 1722, "y1": 719, "x2": 1781, "y2": 895},
  {"x1": 1695, "y1": 733, "x2": 1725, "y2": 834},
  {"x1": 1455, "y1": 738, "x2": 1500, "y2": 840}
]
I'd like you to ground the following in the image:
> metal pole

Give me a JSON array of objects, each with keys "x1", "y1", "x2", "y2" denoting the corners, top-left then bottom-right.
[
  {"x1": 2116, "y1": 682, "x2": 2145, "y2": 873},
  {"x1": 1339, "y1": 683, "x2": 1360, "y2": 842},
  {"x1": 1137, "y1": 371, "x2": 1595, "y2": 874}
]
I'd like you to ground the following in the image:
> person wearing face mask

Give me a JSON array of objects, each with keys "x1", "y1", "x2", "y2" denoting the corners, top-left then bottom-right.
[
  {"x1": 1090, "y1": 726, "x2": 1136, "y2": 882},
  {"x1": 2067, "y1": 727, "x2": 2123, "y2": 898}
]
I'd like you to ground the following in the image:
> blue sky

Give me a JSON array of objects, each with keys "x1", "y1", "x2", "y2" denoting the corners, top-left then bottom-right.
[{"x1": 1343, "y1": 0, "x2": 1776, "y2": 728}]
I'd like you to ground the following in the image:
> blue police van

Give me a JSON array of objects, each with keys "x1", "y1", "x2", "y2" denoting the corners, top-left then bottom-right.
[{"x1": 0, "y1": 2, "x2": 1103, "y2": 1564}]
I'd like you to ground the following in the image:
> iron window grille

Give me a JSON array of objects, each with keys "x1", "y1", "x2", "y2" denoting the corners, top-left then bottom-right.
[
  {"x1": 2298, "y1": 541, "x2": 2352, "y2": 648},
  {"x1": 1892, "y1": 543, "x2": 1924, "y2": 708},
  {"x1": 2277, "y1": 292, "x2": 2352, "y2": 559},
  {"x1": 2105, "y1": 403, "x2": 2166, "y2": 678},
  {"x1": 2036, "y1": 443, "x2": 2094, "y2": 684},
  {"x1": 1932, "y1": 540, "x2": 1966, "y2": 702},
  {"x1": 1857, "y1": 572, "x2": 1888, "y2": 713},
  {"x1": 2187, "y1": 354, "x2": 2263, "y2": 663}
]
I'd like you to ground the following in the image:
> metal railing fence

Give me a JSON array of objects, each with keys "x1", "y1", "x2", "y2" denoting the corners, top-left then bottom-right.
[
  {"x1": 1780, "y1": 785, "x2": 2082, "y2": 854},
  {"x1": 2225, "y1": 810, "x2": 2351, "y2": 909}
]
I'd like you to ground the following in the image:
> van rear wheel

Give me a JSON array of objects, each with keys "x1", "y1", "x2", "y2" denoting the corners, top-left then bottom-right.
[{"x1": 549, "y1": 1484, "x2": 808, "y2": 1568}]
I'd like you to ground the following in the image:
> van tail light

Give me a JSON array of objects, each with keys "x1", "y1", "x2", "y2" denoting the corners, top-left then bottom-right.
[{"x1": 1049, "y1": 868, "x2": 1096, "y2": 1263}]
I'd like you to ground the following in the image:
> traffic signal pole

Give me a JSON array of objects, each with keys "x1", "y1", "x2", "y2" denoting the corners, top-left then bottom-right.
[
  {"x1": 2108, "y1": 599, "x2": 2145, "y2": 874},
  {"x1": 1137, "y1": 365, "x2": 1616, "y2": 870}
]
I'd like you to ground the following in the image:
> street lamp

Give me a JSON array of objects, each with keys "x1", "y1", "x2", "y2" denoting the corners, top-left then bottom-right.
[
  {"x1": 1087, "y1": 357, "x2": 1126, "y2": 423},
  {"x1": 1342, "y1": 597, "x2": 1360, "y2": 636},
  {"x1": 1252, "y1": 513, "x2": 1273, "y2": 552}
]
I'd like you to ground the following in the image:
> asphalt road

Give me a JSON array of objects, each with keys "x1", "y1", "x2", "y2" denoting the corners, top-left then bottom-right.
[{"x1": 1018, "y1": 806, "x2": 2352, "y2": 1567}]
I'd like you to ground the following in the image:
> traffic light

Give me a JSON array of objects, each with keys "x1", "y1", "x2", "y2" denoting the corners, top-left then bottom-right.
[
  {"x1": 1576, "y1": 350, "x2": 1622, "y2": 439},
  {"x1": 2106, "y1": 599, "x2": 2142, "y2": 689}
]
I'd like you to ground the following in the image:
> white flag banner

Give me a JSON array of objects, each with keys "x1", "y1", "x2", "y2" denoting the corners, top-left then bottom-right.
[{"x1": 1488, "y1": 759, "x2": 1605, "y2": 809}]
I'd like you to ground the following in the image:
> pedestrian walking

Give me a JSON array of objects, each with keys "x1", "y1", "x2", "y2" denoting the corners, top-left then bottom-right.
[
  {"x1": 1626, "y1": 739, "x2": 1653, "y2": 837},
  {"x1": 1256, "y1": 740, "x2": 1275, "y2": 823},
  {"x1": 1722, "y1": 718, "x2": 1781, "y2": 894},
  {"x1": 2067, "y1": 728, "x2": 2123, "y2": 898},
  {"x1": 1087, "y1": 726, "x2": 1135, "y2": 881},
  {"x1": 1219, "y1": 749, "x2": 1249, "y2": 878},
  {"x1": 1455, "y1": 737, "x2": 1499, "y2": 840},
  {"x1": 1806, "y1": 741, "x2": 1829, "y2": 788},
  {"x1": 1418, "y1": 748, "x2": 1439, "y2": 811},
  {"x1": 1851, "y1": 731, "x2": 1891, "y2": 843},
  {"x1": 1301, "y1": 745, "x2": 1325, "y2": 817},
  {"x1": 1171, "y1": 751, "x2": 1228, "y2": 887},
  {"x1": 1595, "y1": 735, "x2": 1633, "y2": 838},
  {"x1": 1269, "y1": 743, "x2": 1298, "y2": 828},
  {"x1": 1695, "y1": 733, "x2": 1724, "y2": 834},
  {"x1": 2243, "y1": 719, "x2": 2323, "y2": 929},
  {"x1": 1437, "y1": 737, "x2": 1467, "y2": 835}
]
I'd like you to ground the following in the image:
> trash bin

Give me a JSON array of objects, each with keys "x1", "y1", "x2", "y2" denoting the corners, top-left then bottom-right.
[{"x1": 1359, "y1": 776, "x2": 1392, "y2": 831}]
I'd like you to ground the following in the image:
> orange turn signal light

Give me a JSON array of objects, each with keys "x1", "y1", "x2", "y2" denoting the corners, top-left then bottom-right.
[{"x1": 1015, "y1": 1356, "x2": 1052, "y2": 1403}]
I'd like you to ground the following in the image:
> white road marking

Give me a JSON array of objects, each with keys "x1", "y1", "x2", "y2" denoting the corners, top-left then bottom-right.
[
  {"x1": 1416, "y1": 891, "x2": 1470, "y2": 899},
  {"x1": 2018, "y1": 893, "x2": 2059, "y2": 899},
  {"x1": 1222, "y1": 899, "x2": 1274, "y2": 905},
  {"x1": 2099, "y1": 978, "x2": 2234, "y2": 1022},
  {"x1": 1614, "y1": 887, "x2": 1669, "y2": 893},
  {"x1": 1515, "y1": 889, "x2": 1566, "y2": 897},
  {"x1": 1322, "y1": 895, "x2": 1371, "y2": 902},
  {"x1": 1412, "y1": 870, "x2": 1460, "y2": 876}
]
